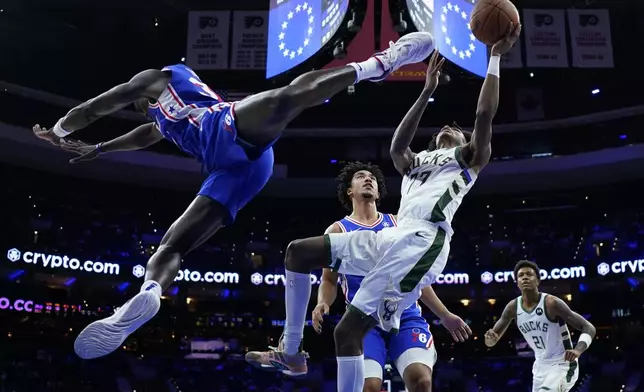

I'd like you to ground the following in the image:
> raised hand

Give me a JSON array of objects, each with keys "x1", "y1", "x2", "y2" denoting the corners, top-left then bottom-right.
[
  {"x1": 491, "y1": 23, "x2": 522, "y2": 56},
  {"x1": 424, "y1": 50, "x2": 446, "y2": 93}
]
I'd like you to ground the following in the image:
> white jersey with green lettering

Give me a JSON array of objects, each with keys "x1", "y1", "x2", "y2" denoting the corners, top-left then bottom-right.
[
  {"x1": 397, "y1": 146, "x2": 477, "y2": 233},
  {"x1": 516, "y1": 293, "x2": 573, "y2": 362}
]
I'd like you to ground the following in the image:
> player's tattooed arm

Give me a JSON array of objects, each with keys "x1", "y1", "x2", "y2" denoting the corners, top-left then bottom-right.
[
  {"x1": 548, "y1": 296, "x2": 596, "y2": 355},
  {"x1": 312, "y1": 223, "x2": 342, "y2": 333},
  {"x1": 60, "y1": 69, "x2": 171, "y2": 133},
  {"x1": 466, "y1": 24, "x2": 521, "y2": 171},
  {"x1": 484, "y1": 299, "x2": 516, "y2": 347},
  {"x1": 390, "y1": 51, "x2": 444, "y2": 175}
]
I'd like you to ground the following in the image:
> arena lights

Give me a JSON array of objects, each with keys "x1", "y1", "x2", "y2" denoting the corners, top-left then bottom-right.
[{"x1": 591, "y1": 88, "x2": 600, "y2": 95}]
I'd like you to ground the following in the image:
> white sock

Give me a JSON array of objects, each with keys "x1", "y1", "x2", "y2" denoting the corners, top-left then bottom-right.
[
  {"x1": 283, "y1": 270, "x2": 311, "y2": 355},
  {"x1": 348, "y1": 57, "x2": 384, "y2": 83},
  {"x1": 140, "y1": 280, "x2": 162, "y2": 297},
  {"x1": 336, "y1": 355, "x2": 365, "y2": 392}
]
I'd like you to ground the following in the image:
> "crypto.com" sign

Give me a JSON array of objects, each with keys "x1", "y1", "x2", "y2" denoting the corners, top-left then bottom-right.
[{"x1": 6, "y1": 248, "x2": 120, "y2": 275}]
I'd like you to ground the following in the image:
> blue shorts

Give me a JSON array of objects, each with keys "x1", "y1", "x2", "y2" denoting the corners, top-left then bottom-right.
[
  {"x1": 197, "y1": 104, "x2": 276, "y2": 223},
  {"x1": 364, "y1": 316, "x2": 433, "y2": 369}
]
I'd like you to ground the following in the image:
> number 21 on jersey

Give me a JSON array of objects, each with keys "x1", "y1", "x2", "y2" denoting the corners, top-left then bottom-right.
[{"x1": 532, "y1": 335, "x2": 546, "y2": 349}]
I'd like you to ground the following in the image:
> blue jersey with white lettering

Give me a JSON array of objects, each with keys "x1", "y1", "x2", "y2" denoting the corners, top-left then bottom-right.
[
  {"x1": 147, "y1": 64, "x2": 230, "y2": 162},
  {"x1": 338, "y1": 214, "x2": 424, "y2": 322}
]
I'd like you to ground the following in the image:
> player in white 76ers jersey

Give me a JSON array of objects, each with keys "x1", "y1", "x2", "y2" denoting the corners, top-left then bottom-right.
[
  {"x1": 485, "y1": 260, "x2": 596, "y2": 392},
  {"x1": 246, "y1": 26, "x2": 520, "y2": 392}
]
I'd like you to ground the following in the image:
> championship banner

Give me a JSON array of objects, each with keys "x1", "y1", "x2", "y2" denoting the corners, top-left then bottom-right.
[
  {"x1": 186, "y1": 11, "x2": 231, "y2": 70},
  {"x1": 231, "y1": 11, "x2": 269, "y2": 70},
  {"x1": 522, "y1": 9, "x2": 569, "y2": 68},
  {"x1": 500, "y1": 34, "x2": 523, "y2": 68},
  {"x1": 566, "y1": 9, "x2": 614, "y2": 68}
]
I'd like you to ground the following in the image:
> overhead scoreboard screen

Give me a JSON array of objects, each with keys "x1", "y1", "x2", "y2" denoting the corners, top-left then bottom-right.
[
  {"x1": 267, "y1": 0, "x2": 350, "y2": 78},
  {"x1": 406, "y1": 0, "x2": 487, "y2": 77}
]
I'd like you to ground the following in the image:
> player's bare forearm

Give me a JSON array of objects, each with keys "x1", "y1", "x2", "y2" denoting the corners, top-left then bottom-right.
[
  {"x1": 60, "y1": 69, "x2": 169, "y2": 133},
  {"x1": 317, "y1": 269, "x2": 339, "y2": 307},
  {"x1": 468, "y1": 72, "x2": 498, "y2": 167},
  {"x1": 419, "y1": 285, "x2": 449, "y2": 319},
  {"x1": 551, "y1": 297, "x2": 596, "y2": 353},
  {"x1": 389, "y1": 88, "x2": 434, "y2": 175},
  {"x1": 101, "y1": 123, "x2": 164, "y2": 153}
]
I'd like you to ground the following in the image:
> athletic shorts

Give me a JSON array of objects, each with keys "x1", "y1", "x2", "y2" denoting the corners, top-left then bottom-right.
[
  {"x1": 325, "y1": 218, "x2": 451, "y2": 332},
  {"x1": 364, "y1": 316, "x2": 437, "y2": 380},
  {"x1": 197, "y1": 104, "x2": 275, "y2": 224},
  {"x1": 532, "y1": 360, "x2": 579, "y2": 392}
]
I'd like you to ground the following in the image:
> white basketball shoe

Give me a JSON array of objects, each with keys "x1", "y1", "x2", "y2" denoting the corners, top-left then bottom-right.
[
  {"x1": 369, "y1": 32, "x2": 435, "y2": 82},
  {"x1": 74, "y1": 289, "x2": 161, "y2": 359}
]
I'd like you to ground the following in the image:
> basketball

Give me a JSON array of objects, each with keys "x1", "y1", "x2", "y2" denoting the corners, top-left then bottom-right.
[{"x1": 470, "y1": 0, "x2": 520, "y2": 46}]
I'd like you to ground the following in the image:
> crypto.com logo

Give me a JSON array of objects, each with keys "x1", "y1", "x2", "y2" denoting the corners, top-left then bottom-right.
[
  {"x1": 7, "y1": 248, "x2": 21, "y2": 262},
  {"x1": 250, "y1": 273, "x2": 320, "y2": 286},
  {"x1": 481, "y1": 272, "x2": 494, "y2": 284},
  {"x1": 6, "y1": 247, "x2": 120, "y2": 275}
]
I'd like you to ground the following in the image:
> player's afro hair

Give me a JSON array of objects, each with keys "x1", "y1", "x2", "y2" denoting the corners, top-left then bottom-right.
[
  {"x1": 514, "y1": 260, "x2": 541, "y2": 281},
  {"x1": 336, "y1": 161, "x2": 387, "y2": 212},
  {"x1": 428, "y1": 122, "x2": 472, "y2": 151}
]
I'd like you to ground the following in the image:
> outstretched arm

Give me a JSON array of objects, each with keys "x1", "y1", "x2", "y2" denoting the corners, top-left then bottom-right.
[
  {"x1": 61, "y1": 122, "x2": 164, "y2": 164},
  {"x1": 390, "y1": 51, "x2": 444, "y2": 175},
  {"x1": 57, "y1": 69, "x2": 170, "y2": 134},
  {"x1": 33, "y1": 69, "x2": 170, "y2": 146},
  {"x1": 548, "y1": 296, "x2": 596, "y2": 360},
  {"x1": 420, "y1": 285, "x2": 472, "y2": 342},
  {"x1": 485, "y1": 299, "x2": 517, "y2": 347},
  {"x1": 464, "y1": 24, "x2": 521, "y2": 170}
]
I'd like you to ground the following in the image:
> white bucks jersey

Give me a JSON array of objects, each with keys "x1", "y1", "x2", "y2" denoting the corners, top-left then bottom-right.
[
  {"x1": 398, "y1": 147, "x2": 477, "y2": 232},
  {"x1": 516, "y1": 293, "x2": 574, "y2": 362}
]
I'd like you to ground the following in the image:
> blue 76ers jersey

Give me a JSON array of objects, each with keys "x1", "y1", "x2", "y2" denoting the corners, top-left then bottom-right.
[
  {"x1": 147, "y1": 64, "x2": 231, "y2": 162},
  {"x1": 338, "y1": 214, "x2": 424, "y2": 323}
]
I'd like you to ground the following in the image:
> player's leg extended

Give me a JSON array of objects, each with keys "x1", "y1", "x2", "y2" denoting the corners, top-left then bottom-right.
[
  {"x1": 244, "y1": 235, "x2": 340, "y2": 375},
  {"x1": 144, "y1": 196, "x2": 229, "y2": 288},
  {"x1": 246, "y1": 230, "x2": 378, "y2": 375},
  {"x1": 74, "y1": 196, "x2": 228, "y2": 359},
  {"x1": 335, "y1": 306, "x2": 379, "y2": 392},
  {"x1": 233, "y1": 32, "x2": 435, "y2": 147}
]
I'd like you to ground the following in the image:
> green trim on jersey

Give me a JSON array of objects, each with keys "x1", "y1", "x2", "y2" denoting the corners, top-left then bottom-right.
[
  {"x1": 519, "y1": 293, "x2": 542, "y2": 314},
  {"x1": 400, "y1": 227, "x2": 447, "y2": 293},
  {"x1": 454, "y1": 146, "x2": 469, "y2": 169}
]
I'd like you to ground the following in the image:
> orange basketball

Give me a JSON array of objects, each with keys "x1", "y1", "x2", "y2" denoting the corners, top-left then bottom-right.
[{"x1": 470, "y1": 0, "x2": 520, "y2": 46}]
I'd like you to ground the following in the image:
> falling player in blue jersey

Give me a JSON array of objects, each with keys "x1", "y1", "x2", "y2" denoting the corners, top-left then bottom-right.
[
  {"x1": 31, "y1": 32, "x2": 436, "y2": 360},
  {"x1": 248, "y1": 162, "x2": 471, "y2": 390}
]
